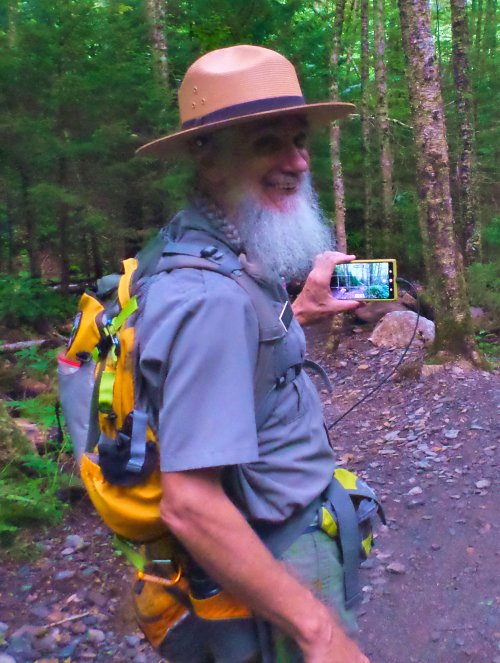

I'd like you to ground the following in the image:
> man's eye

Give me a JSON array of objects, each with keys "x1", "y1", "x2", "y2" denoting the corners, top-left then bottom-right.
[
  {"x1": 252, "y1": 135, "x2": 282, "y2": 154},
  {"x1": 294, "y1": 132, "x2": 308, "y2": 149}
]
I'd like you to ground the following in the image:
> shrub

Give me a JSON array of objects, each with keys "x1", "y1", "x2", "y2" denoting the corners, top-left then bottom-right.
[{"x1": 0, "y1": 275, "x2": 75, "y2": 329}]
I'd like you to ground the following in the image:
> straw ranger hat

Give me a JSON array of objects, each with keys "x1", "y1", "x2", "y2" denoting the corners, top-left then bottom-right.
[{"x1": 137, "y1": 45, "x2": 355, "y2": 157}]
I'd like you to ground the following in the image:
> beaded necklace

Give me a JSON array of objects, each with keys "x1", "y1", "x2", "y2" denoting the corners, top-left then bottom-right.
[{"x1": 193, "y1": 191, "x2": 243, "y2": 254}]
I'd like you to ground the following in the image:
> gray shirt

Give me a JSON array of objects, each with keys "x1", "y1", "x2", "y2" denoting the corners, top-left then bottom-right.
[{"x1": 136, "y1": 207, "x2": 335, "y2": 524}]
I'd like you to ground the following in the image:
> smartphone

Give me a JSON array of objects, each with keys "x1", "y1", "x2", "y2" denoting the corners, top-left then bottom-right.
[{"x1": 330, "y1": 259, "x2": 397, "y2": 301}]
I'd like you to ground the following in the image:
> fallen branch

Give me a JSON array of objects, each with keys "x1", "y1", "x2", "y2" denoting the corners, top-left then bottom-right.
[
  {"x1": 44, "y1": 611, "x2": 91, "y2": 629},
  {"x1": 0, "y1": 340, "x2": 47, "y2": 354}
]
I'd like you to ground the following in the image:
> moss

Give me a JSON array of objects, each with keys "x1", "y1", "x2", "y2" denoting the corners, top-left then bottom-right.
[{"x1": 0, "y1": 399, "x2": 33, "y2": 467}]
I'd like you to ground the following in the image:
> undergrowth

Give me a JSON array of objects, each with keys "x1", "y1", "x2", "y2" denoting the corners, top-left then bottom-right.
[
  {"x1": 0, "y1": 275, "x2": 75, "y2": 330},
  {"x1": 1, "y1": 344, "x2": 78, "y2": 549},
  {"x1": 0, "y1": 445, "x2": 78, "y2": 548}
]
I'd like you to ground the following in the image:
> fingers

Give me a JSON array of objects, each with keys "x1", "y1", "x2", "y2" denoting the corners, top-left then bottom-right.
[{"x1": 327, "y1": 298, "x2": 364, "y2": 314}]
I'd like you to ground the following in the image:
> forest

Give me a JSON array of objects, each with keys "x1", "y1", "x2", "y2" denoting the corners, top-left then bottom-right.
[{"x1": 0, "y1": 0, "x2": 498, "y2": 351}]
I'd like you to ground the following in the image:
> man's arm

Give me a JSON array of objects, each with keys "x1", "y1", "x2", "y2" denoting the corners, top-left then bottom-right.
[
  {"x1": 161, "y1": 468, "x2": 369, "y2": 663},
  {"x1": 292, "y1": 251, "x2": 363, "y2": 326}
]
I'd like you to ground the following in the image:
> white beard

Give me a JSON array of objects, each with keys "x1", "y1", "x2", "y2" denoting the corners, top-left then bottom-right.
[{"x1": 233, "y1": 176, "x2": 334, "y2": 281}]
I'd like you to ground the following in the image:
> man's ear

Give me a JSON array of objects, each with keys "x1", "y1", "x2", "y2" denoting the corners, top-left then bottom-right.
[{"x1": 189, "y1": 136, "x2": 226, "y2": 188}]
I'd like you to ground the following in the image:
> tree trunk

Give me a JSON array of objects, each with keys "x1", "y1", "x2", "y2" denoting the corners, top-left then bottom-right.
[
  {"x1": 398, "y1": 0, "x2": 481, "y2": 363},
  {"x1": 360, "y1": 0, "x2": 373, "y2": 256},
  {"x1": 450, "y1": 0, "x2": 480, "y2": 265},
  {"x1": 330, "y1": 0, "x2": 347, "y2": 253},
  {"x1": 90, "y1": 230, "x2": 104, "y2": 281},
  {"x1": 146, "y1": 0, "x2": 169, "y2": 87},
  {"x1": 373, "y1": 0, "x2": 396, "y2": 253},
  {"x1": 58, "y1": 155, "x2": 71, "y2": 294},
  {"x1": 19, "y1": 169, "x2": 41, "y2": 279}
]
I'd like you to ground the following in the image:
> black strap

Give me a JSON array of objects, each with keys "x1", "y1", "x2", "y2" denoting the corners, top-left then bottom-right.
[
  {"x1": 303, "y1": 359, "x2": 333, "y2": 393},
  {"x1": 325, "y1": 478, "x2": 363, "y2": 607},
  {"x1": 253, "y1": 494, "x2": 323, "y2": 559}
]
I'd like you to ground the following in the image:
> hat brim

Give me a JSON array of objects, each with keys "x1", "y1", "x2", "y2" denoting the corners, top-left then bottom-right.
[{"x1": 136, "y1": 101, "x2": 356, "y2": 157}]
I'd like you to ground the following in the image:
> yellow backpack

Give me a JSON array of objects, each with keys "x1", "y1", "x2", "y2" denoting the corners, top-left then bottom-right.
[{"x1": 58, "y1": 231, "x2": 385, "y2": 650}]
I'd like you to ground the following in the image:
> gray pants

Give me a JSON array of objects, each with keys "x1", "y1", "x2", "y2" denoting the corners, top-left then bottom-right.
[{"x1": 159, "y1": 530, "x2": 355, "y2": 663}]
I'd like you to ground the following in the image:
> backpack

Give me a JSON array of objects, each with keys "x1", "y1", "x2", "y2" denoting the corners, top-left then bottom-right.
[{"x1": 58, "y1": 224, "x2": 385, "y2": 651}]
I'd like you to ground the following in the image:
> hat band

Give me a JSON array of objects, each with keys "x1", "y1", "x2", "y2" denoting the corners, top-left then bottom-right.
[{"x1": 182, "y1": 95, "x2": 305, "y2": 129}]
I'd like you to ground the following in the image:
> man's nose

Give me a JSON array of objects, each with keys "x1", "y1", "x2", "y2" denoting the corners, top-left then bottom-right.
[{"x1": 279, "y1": 144, "x2": 310, "y2": 174}]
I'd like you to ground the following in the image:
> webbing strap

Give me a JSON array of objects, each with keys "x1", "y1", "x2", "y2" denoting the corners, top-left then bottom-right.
[
  {"x1": 98, "y1": 370, "x2": 115, "y2": 413},
  {"x1": 109, "y1": 296, "x2": 138, "y2": 333},
  {"x1": 325, "y1": 478, "x2": 362, "y2": 608},
  {"x1": 253, "y1": 494, "x2": 323, "y2": 559},
  {"x1": 125, "y1": 410, "x2": 150, "y2": 473}
]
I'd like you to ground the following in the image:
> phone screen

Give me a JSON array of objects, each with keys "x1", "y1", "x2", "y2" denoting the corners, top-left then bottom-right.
[{"x1": 330, "y1": 260, "x2": 397, "y2": 301}]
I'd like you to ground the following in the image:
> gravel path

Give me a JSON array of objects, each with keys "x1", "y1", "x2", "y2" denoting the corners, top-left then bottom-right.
[{"x1": 0, "y1": 324, "x2": 498, "y2": 663}]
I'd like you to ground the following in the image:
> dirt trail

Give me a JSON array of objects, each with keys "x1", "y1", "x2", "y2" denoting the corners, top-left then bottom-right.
[{"x1": 0, "y1": 324, "x2": 498, "y2": 663}]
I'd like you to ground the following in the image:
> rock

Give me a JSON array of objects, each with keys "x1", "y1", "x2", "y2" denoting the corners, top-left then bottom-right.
[
  {"x1": 0, "y1": 655, "x2": 17, "y2": 663},
  {"x1": 406, "y1": 499, "x2": 425, "y2": 509},
  {"x1": 18, "y1": 377, "x2": 50, "y2": 397},
  {"x1": 63, "y1": 534, "x2": 86, "y2": 551},
  {"x1": 407, "y1": 486, "x2": 423, "y2": 496},
  {"x1": 54, "y1": 570, "x2": 75, "y2": 581},
  {"x1": 87, "y1": 629, "x2": 105, "y2": 644},
  {"x1": 469, "y1": 306, "x2": 485, "y2": 320},
  {"x1": 29, "y1": 605, "x2": 50, "y2": 619},
  {"x1": 87, "y1": 589, "x2": 107, "y2": 608},
  {"x1": 71, "y1": 621, "x2": 87, "y2": 635},
  {"x1": 124, "y1": 634, "x2": 141, "y2": 647},
  {"x1": 475, "y1": 479, "x2": 491, "y2": 489},
  {"x1": 369, "y1": 311, "x2": 435, "y2": 348},
  {"x1": 421, "y1": 364, "x2": 444, "y2": 377},
  {"x1": 32, "y1": 633, "x2": 57, "y2": 654},
  {"x1": 355, "y1": 300, "x2": 409, "y2": 324},
  {"x1": 386, "y1": 562, "x2": 406, "y2": 575}
]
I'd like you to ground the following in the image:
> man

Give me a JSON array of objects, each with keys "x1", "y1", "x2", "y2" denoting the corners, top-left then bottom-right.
[{"x1": 136, "y1": 45, "x2": 369, "y2": 662}]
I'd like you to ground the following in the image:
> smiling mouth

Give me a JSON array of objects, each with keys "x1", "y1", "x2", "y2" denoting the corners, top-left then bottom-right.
[{"x1": 265, "y1": 176, "x2": 301, "y2": 193}]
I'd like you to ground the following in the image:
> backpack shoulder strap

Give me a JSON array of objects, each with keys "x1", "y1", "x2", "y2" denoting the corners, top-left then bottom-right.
[{"x1": 152, "y1": 232, "x2": 294, "y2": 428}]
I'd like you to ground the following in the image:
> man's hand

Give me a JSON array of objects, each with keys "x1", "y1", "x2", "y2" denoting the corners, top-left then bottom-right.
[
  {"x1": 292, "y1": 251, "x2": 363, "y2": 326},
  {"x1": 301, "y1": 612, "x2": 370, "y2": 663},
  {"x1": 161, "y1": 469, "x2": 370, "y2": 662}
]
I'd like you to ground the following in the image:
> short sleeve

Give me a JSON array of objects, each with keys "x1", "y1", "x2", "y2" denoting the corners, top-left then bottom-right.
[{"x1": 137, "y1": 268, "x2": 260, "y2": 472}]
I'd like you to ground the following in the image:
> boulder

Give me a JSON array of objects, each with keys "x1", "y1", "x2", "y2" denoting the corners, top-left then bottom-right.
[
  {"x1": 369, "y1": 311, "x2": 435, "y2": 348},
  {"x1": 354, "y1": 300, "x2": 408, "y2": 324},
  {"x1": 354, "y1": 291, "x2": 418, "y2": 325}
]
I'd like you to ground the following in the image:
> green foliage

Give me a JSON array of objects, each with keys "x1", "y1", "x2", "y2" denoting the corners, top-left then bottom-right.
[
  {"x1": 7, "y1": 394, "x2": 59, "y2": 431},
  {"x1": 0, "y1": 275, "x2": 75, "y2": 328},
  {"x1": 475, "y1": 330, "x2": 499, "y2": 361},
  {"x1": 467, "y1": 262, "x2": 500, "y2": 319},
  {"x1": 0, "y1": 451, "x2": 74, "y2": 547},
  {"x1": 14, "y1": 346, "x2": 59, "y2": 381}
]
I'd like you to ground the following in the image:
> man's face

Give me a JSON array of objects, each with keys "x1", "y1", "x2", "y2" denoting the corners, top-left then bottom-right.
[{"x1": 205, "y1": 116, "x2": 311, "y2": 215}]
